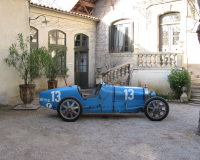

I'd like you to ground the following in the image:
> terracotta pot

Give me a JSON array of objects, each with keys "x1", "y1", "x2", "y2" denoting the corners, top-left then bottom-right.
[
  {"x1": 19, "y1": 84, "x2": 36, "y2": 108},
  {"x1": 48, "y1": 80, "x2": 58, "y2": 89}
]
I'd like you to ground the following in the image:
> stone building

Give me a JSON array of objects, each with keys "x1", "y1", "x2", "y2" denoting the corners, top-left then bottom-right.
[
  {"x1": 91, "y1": 0, "x2": 200, "y2": 94},
  {"x1": 0, "y1": 0, "x2": 199, "y2": 105}
]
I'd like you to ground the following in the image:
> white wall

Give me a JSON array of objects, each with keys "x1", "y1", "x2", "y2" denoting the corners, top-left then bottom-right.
[
  {"x1": 0, "y1": 0, "x2": 30, "y2": 105},
  {"x1": 129, "y1": 69, "x2": 171, "y2": 93}
]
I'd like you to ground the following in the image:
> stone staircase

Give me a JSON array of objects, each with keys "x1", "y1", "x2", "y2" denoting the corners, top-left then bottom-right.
[{"x1": 190, "y1": 74, "x2": 200, "y2": 104}]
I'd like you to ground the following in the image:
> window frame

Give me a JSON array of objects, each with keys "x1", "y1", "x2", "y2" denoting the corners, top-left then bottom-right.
[
  {"x1": 30, "y1": 26, "x2": 38, "y2": 49},
  {"x1": 74, "y1": 34, "x2": 89, "y2": 50},
  {"x1": 48, "y1": 30, "x2": 67, "y2": 75},
  {"x1": 159, "y1": 12, "x2": 181, "y2": 52}
]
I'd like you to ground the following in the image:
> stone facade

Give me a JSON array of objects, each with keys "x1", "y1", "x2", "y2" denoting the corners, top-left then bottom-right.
[{"x1": 93, "y1": 0, "x2": 200, "y2": 93}]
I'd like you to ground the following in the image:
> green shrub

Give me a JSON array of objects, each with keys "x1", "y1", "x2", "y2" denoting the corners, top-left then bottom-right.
[
  {"x1": 156, "y1": 92, "x2": 176, "y2": 100},
  {"x1": 168, "y1": 68, "x2": 190, "y2": 99}
]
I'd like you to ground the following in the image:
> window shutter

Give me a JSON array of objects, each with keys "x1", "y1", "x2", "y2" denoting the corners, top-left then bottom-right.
[
  {"x1": 109, "y1": 25, "x2": 111, "y2": 53},
  {"x1": 130, "y1": 22, "x2": 134, "y2": 53},
  {"x1": 109, "y1": 25, "x2": 114, "y2": 53}
]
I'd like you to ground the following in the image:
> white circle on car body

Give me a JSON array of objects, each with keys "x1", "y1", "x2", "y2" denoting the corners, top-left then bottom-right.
[{"x1": 46, "y1": 103, "x2": 52, "y2": 108}]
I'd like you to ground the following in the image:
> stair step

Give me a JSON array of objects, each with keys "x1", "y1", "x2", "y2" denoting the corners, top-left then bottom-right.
[
  {"x1": 191, "y1": 93, "x2": 200, "y2": 96},
  {"x1": 191, "y1": 82, "x2": 200, "y2": 84},
  {"x1": 190, "y1": 98, "x2": 200, "y2": 102},
  {"x1": 191, "y1": 75, "x2": 199, "y2": 79},
  {"x1": 191, "y1": 89, "x2": 200, "y2": 93},
  {"x1": 191, "y1": 78, "x2": 200, "y2": 81},
  {"x1": 191, "y1": 86, "x2": 200, "y2": 89},
  {"x1": 190, "y1": 96, "x2": 200, "y2": 99},
  {"x1": 191, "y1": 84, "x2": 200, "y2": 87}
]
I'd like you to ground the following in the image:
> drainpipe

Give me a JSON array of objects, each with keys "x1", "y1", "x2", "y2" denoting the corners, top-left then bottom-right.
[
  {"x1": 186, "y1": 0, "x2": 188, "y2": 70},
  {"x1": 197, "y1": 110, "x2": 200, "y2": 135},
  {"x1": 94, "y1": 21, "x2": 98, "y2": 84}
]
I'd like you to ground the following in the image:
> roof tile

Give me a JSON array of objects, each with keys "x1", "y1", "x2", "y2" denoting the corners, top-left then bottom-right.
[{"x1": 30, "y1": 2, "x2": 99, "y2": 21}]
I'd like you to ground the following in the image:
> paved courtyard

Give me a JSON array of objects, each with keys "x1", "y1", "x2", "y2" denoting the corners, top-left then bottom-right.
[{"x1": 0, "y1": 101, "x2": 200, "y2": 160}]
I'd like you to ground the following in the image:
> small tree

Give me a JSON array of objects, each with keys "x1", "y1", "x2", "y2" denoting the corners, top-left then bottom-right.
[
  {"x1": 43, "y1": 46, "x2": 68, "y2": 80},
  {"x1": 168, "y1": 68, "x2": 190, "y2": 99},
  {"x1": 4, "y1": 33, "x2": 47, "y2": 85}
]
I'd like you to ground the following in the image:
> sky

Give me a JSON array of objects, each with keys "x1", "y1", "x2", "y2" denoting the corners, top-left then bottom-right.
[{"x1": 31, "y1": 0, "x2": 79, "y2": 11}]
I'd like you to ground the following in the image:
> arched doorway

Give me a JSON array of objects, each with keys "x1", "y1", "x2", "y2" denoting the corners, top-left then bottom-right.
[
  {"x1": 74, "y1": 34, "x2": 89, "y2": 89},
  {"x1": 159, "y1": 12, "x2": 180, "y2": 52}
]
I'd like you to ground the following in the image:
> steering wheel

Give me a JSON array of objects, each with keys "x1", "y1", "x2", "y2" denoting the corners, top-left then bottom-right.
[{"x1": 95, "y1": 82, "x2": 101, "y2": 94}]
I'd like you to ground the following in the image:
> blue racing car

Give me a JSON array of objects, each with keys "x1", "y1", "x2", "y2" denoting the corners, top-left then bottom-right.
[{"x1": 39, "y1": 83, "x2": 169, "y2": 122}]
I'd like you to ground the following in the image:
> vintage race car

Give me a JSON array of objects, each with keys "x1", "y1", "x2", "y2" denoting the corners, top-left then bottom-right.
[{"x1": 39, "y1": 83, "x2": 169, "y2": 122}]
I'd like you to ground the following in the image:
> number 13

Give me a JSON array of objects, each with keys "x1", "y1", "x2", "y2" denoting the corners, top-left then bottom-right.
[
  {"x1": 51, "y1": 91, "x2": 61, "y2": 102},
  {"x1": 124, "y1": 89, "x2": 134, "y2": 100}
]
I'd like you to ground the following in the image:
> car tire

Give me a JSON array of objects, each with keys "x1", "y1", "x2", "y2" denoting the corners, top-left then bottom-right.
[
  {"x1": 144, "y1": 97, "x2": 169, "y2": 121},
  {"x1": 57, "y1": 97, "x2": 83, "y2": 122}
]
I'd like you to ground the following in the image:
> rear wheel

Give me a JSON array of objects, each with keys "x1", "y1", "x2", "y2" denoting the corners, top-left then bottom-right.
[
  {"x1": 144, "y1": 97, "x2": 169, "y2": 121},
  {"x1": 57, "y1": 97, "x2": 83, "y2": 122}
]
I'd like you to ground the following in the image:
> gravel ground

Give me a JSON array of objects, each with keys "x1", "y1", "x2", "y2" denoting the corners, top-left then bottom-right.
[{"x1": 0, "y1": 102, "x2": 200, "y2": 160}]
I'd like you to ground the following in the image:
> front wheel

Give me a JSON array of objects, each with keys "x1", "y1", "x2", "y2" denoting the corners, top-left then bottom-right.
[
  {"x1": 57, "y1": 97, "x2": 83, "y2": 122},
  {"x1": 144, "y1": 97, "x2": 169, "y2": 121}
]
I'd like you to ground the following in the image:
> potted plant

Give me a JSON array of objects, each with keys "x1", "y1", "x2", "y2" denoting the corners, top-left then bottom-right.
[
  {"x1": 4, "y1": 33, "x2": 46, "y2": 107},
  {"x1": 43, "y1": 46, "x2": 68, "y2": 89}
]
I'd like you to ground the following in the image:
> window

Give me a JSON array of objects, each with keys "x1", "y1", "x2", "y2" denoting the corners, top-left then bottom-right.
[
  {"x1": 48, "y1": 30, "x2": 66, "y2": 74},
  {"x1": 159, "y1": 12, "x2": 180, "y2": 52},
  {"x1": 75, "y1": 34, "x2": 88, "y2": 48},
  {"x1": 109, "y1": 19, "x2": 134, "y2": 53},
  {"x1": 30, "y1": 26, "x2": 38, "y2": 49}
]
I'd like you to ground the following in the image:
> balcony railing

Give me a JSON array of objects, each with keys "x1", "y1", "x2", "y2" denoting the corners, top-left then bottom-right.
[{"x1": 137, "y1": 52, "x2": 182, "y2": 68}]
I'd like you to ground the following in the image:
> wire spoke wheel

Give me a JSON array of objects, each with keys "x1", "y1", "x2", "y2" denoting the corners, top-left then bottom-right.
[
  {"x1": 57, "y1": 98, "x2": 83, "y2": 122},
  {"x1": 144, "y1": 97, "x2": 169, "y2": 121}
]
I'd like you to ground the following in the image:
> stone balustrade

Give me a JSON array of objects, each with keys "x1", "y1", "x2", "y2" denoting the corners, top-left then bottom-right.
[
  {"x1": 103, "y1": 62, "x2": 131, "y2": 83},
  {"x1": 138, "y1": 52, "x2": 182, "y2": 68}
]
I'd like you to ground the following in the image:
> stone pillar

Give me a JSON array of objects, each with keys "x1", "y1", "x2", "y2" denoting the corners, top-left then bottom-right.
[
  {"x1": 177, "y1": 54, "x2": 182, "y2": 67},
  {"x1": 96, "y1": 68, "x2": 103, "y2": 84},
  {"x1": 96, "y1": 74, "x2": 103, "y2": 84},
  {"x1": 177, "y1": 41, "x2": 184, "y2": 68}
]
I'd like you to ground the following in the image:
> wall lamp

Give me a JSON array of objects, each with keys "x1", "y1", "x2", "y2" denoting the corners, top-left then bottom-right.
[{"x1": 29, "y1": 15, "x2": 50, "y2": 25}]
